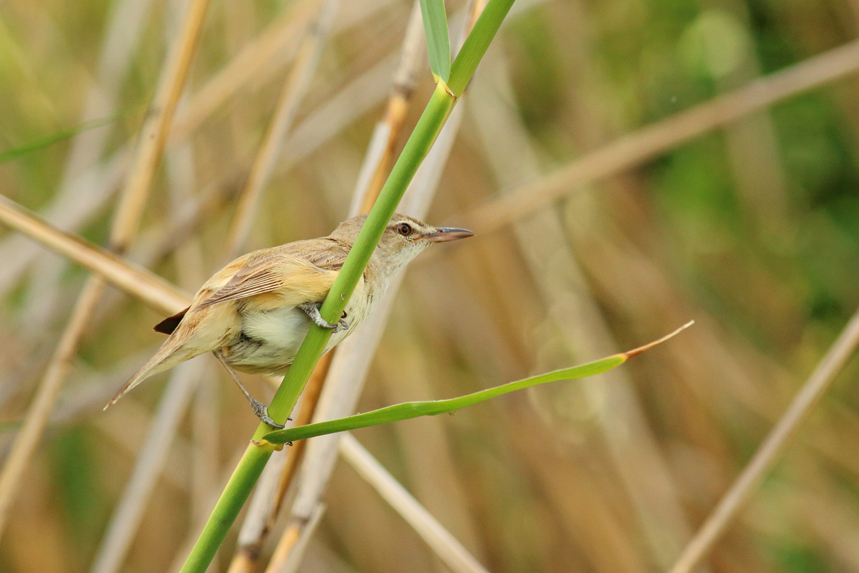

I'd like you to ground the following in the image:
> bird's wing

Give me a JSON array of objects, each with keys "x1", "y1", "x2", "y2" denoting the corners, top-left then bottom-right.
[{"x1": 197, "y1": 252, "x2": 342, "y2": 309}]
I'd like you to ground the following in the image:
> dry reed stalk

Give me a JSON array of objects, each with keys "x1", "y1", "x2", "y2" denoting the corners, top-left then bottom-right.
[
  {"x1": 461, "y1": 39, "x2": 859, "y2": 234},
  {"x1": 0, "y1": 0, "x2": 211, "y2": 539},
  {"x1": 268, "y1": 88, "x2": 468, "y2": 573},
  {"x1": 0, "y1": 0, "x2": 153, "y2": 297},
  {"x1": 0, "y1": 165, "x2": 238, "y2": 416},
  {"x1": 278, "y1": 53, "x2": 398, "y2": 170},
  {"x1": 564, "y1": 189, "x2": 859, "y2": 566},
  {"x1": 265, "y1": 3, "x2": 490, "y2": 566},
  {"x1": 225, "y1": 0, "x2": 340, "y2": 257},
  {"x1": 0, "y1": 152, "x2": 126, "y2": 297},
  {"x1": 0, "y1": 196, "x2": 190, "y2": 313},
  {"x1": 469, "y1": 52, "x2": 694, "y2": 569},
  {"x1": 226, "y1": 352, "x2": 333, "y2": 573},
  {"x1": 668, "y1": 306, "x2": 859, "y2": 573},
  {"x1": 91, "y1": 396, "x2": 195, "y2": 490},
  {"x1": 357, "y1": 3, "x2": 427, "y2": 212},
  {"x1": 338, "y1": 433, "x2": 490, "y2": 573},
  {"x1": 266, "y1": 504, "x2": 325, "y2": 573}
]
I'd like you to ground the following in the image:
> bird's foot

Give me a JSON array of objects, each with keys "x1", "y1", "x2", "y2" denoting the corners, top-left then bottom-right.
[
  {"x1": 249, "y1": 397, "x2": 285, "y2": 429},
  {"x1": 299, "y1": 303, "x2": 348, "y2": 333}
]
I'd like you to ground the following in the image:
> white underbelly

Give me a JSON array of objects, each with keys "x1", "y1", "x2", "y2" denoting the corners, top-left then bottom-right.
[{"x1": 223, "y1": 302, "x2": 365, "y2": 374}]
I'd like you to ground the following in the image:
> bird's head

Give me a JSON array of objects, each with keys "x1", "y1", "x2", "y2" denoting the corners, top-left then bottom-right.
[{"x1": 331, "y1": 213, "x2": 474, "y2": 274}]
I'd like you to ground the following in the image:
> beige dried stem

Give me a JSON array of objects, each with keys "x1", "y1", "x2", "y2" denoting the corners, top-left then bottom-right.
[
  {"x1": 226, "y1": 5, "x2": 427, "y2": 570},
  {"x1": 338, "y1": 433, "x2": 489, "y2": 573},
  {"x1": 668, "y1": 307, "x2": 859, "y2": 573},
  {"x1": 0, "y1": 0, "x2": 211, "y2": 539},
  {"x1": 171, "y1": 0, "x2": 321, "y2": 142},
  {"x1": 461, "y1": 39, "x2": 859, "y2": 234},
  {"x1": 265, "y1": 4, "x2": 490, "y2": 570},
  {"x1": 225, "y1": 0, "x2": 340, "y2": 257}
]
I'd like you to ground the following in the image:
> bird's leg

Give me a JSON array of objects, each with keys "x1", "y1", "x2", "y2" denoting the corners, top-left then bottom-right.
[
  {"x1": 213, "y1": 350, "x2": 285, "y2": 429},
  {"x1": 298, "y1": 302, "x2": 348, "y2": 333}
]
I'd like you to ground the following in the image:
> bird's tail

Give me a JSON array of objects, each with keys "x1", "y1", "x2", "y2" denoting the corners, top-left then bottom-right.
[{"x1": 104, "y1": 335, "x2": 199, "y2": 410}]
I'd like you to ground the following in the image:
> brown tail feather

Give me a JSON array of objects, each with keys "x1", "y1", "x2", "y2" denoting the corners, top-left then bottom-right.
[{"x1": 154, "y1": 306, "x2": 189, "y2": 334}]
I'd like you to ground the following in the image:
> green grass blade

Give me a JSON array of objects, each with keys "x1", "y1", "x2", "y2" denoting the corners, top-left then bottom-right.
[
  {"x1": 0, "y1": 111, "x2": 127, "y2": 164},
  {"x1": 263, "y1": 354, "x2": 626, "y2": 445},
  {"x1": 419, "y1": 0, "x2": 451, "y2": 83}
]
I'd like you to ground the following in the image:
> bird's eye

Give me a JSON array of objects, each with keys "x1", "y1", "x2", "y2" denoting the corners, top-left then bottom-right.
[{"x1": 396, "y1": 223, "x2": 412, "y2": 236}]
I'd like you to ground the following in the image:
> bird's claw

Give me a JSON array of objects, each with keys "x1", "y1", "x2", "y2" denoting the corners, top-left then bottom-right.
[
  {"x1": 299, "y1": 303, "x2": 348, "y2": 334},
  {"x1": 249, "y1": 398, "x2": 285, "y2": 429}
]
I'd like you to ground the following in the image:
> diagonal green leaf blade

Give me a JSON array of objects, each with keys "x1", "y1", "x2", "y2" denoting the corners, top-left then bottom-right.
[
  {"x1": 419, "y1": 0, "x2": 451, "y2": 83},
  {"x1": 263, "y1": 354, "x2": 625, "y2": 445},
  {"x1": 262, "y1": 321, "x2": 694, "y2": 445}
]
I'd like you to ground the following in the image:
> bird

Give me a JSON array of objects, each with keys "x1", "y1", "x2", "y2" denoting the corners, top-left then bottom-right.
[{"x1": 104, "y1": 213, "x2": 474, "y2": 427}]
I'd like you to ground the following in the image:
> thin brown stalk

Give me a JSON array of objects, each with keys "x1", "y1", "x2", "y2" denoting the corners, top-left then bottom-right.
[
  {"x1": 265, "y1": 503, "x2": 325, "y2": 573},
  {"x1": 171, "y1": 0, "x2": 320, "y2": 142},
  {"x1": 668, "y1": 306, "x2": 859, "y2": 573},
  {"x1": 462, "y1": 39, "x2": 859, "y2": 234},
  {"x1": 358, "y1": 2, "x2": 426, "y2": 212},
  {"x1": 0, "y1": 196, "x2": 190, "y2": 314},
  {"x1": 226, "y1": 353, "x2": 332, "y2": 573},
  {"x1": 0, "y1": 151, "x2": 126, "y2": 297},
  {"x1": 270, "y1": 2, "x2": 483, "y2": 563},
  {"x1": 0, "y1": 0, "x2": 211, "y2": 539},
  {"x1": 225, "y1": 0, "x2": 340, "y2": 257},
  {"x1": 280, "y1": 52, "x2": 398, "y2": 171}
]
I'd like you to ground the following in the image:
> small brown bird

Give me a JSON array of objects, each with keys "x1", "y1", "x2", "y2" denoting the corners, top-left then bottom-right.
[{"x1": 105, "y1": 213, "x2": 473, "y2": 427}]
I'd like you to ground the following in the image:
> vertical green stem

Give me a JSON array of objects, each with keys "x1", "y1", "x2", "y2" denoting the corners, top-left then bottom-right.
[
  {"x1": 180, "y1": 83, "x2": 456, "y2": 573},
  {"x1": 180, "y1": 1, "x2": 515, "y2": 570}
]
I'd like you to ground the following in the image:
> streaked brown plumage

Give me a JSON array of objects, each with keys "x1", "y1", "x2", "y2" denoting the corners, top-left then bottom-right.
[{"x1": 105, "y1": 213, "x2": 473, "y2": 426}]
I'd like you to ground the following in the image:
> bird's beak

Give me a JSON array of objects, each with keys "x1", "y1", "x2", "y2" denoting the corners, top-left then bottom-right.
[{"x1": 419, "y1": 227, "x2": 475, "y2": 243}]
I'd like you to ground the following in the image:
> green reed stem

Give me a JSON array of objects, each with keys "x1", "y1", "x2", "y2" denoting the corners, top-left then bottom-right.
[{"x1": 180, "y1": 2, "x2": 514, "y2": 570}]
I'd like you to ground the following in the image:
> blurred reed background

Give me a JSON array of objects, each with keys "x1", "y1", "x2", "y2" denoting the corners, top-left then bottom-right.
[{"x1": 1, "y1": 0, "x2": 859, "y2": 571}]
